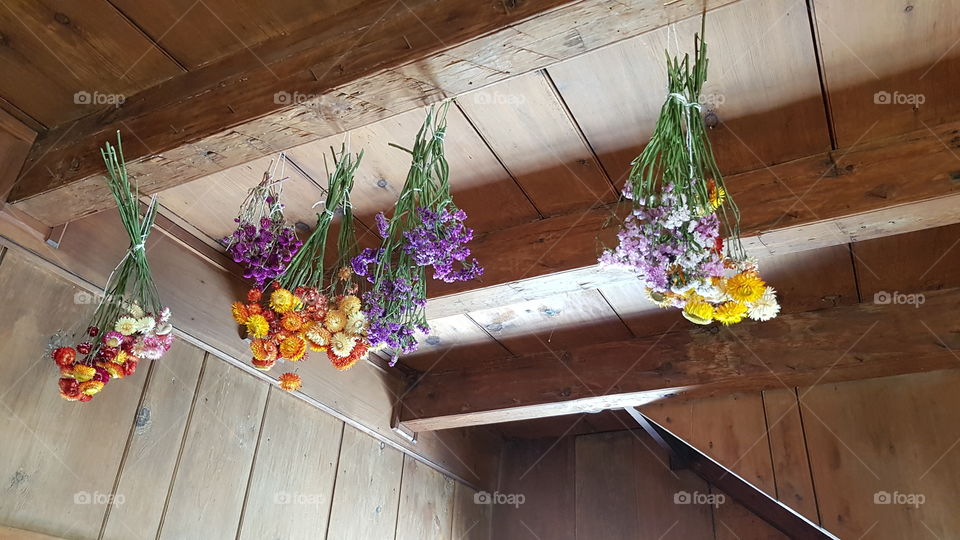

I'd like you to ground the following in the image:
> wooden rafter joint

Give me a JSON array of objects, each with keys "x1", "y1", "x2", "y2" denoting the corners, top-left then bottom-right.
[{"x1": 400, "y1": 287, "x2": 960, "y2": 432}]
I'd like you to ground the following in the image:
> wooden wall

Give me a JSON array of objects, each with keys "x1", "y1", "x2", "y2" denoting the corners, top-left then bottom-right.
[
  {"x1": 0, "y1": 247, "x2": 491, "y2": 540},
  {"x1": 493, "y1": 370, "x2": 960, "y2": 539}
]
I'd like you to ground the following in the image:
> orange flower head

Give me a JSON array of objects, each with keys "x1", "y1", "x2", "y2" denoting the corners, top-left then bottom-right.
[
  {"x1": 247, "y1": 288, "x2": 263, "y2": 303},
  {"x1": 72, "y1": 364, "x2": 97, "y2": 382},
  {"x1": 278, "y1": 373, "x2": 302, "y2": 392},
  {"x1": 250, "y1": 339, "x2": 278, "y2": 362},
  {"x1": 52, "y1": 347, "x2": 76, "y2": 367},
  {"x1": 231, "y1": 301, "x2": 250, "y2": 324},
  {"x1": 96, "y1": 361, "x2": 125, "y2": 380},
  {"x1": 247, "y1": 304, "x2": 263, "y2": 315},
  {"x1": 279, "y1": 335, "x2": 307, "y2": 362},
  {"x1": 270, "y1": 288, "x2": 296, "y2": 313},
  {"x1": 324, "y1": 310, "x2": 347, "y2": 332},
  {"x1": 252, "y1": 357, "x2": 276, "y2": 371},
  {"x1": 123, "y1": 360, "x2": 139, "y2": 377},
  {"x1": 337, "y1": 266, "x2": 353, "y2": 282},
  {"x1": 281, "y1": 312, "x2": 304, "y2": 332},
  {"x1": 328, "y1": 346, "x2": 358, "y2": 371}
]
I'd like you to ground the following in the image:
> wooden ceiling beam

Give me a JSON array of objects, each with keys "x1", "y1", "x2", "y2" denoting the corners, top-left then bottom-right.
[
  {"x1": 7, "y1": 0, "x2": 739, "y2": 226},
  {"x1": 424, "y1": 118, "x2": 960, "y2": 318},
  {"x1": 401, "y1": 287, "x2": 960, "y2": 431}
]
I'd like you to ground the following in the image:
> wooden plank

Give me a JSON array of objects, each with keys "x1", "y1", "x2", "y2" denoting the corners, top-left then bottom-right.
[
  {"x1": 0, "y1": 526, "x2": 67, "y2": 540},
  {"x1": 451, "y1": 483, "x2": 492, "y2": 540},
  {"x1": 852, "y1": 223, "x2": 960, "y2": 297},
  {"x1": 548, "y1": 0, "x2": 829, "y2": 182},
  {"x1": 0, "y1": 0, "x2": 182, "y2": 126},
  {"x1": 401, "y1": 287, "x2": 960, "y2": 431},
  {"x1": 400, "y1": 314, "x2": 509, "y2": 372},
  {"x1": 456, "y1": 71, "x2": 616, "y2": 216},
  {"x1": 761, "y1": 388, "x2": 820, "y2": 524},
  {"x1": 395, "y1": 455, "x2": 456, "y2": 540},
  {"x1": 100, "y1": 341, "x2": 205, "y2": 540},
  {"x1": 424, "y1": 118, "x2": 960, "y2": 319},
  {"x1": 158, "y1": 359, "x2": 268, "y2": 540},
  {"x1": 814, "y1": 0, "x2": 960, "y2": 146},
  {"x1": 465, "y1": 289, "x2": 632, "y2": 355},
  {"x1": 8, "y1": 0, "x2": 741, "y2": 225},
  {"x1": 238, "y1": 387, "x2": 343, "y2": 540},
  {"x1": 575, "y1": 431, "x2": 641, "y2": 539},
  {"x1": 109, "y1": 0, "x2": 366, "y2": 69},
  {"x1": 326, "y1": 425, "x2": 403, "y2": 540},
  {"x1": 800, "y1": 370, "x2": 960, "y2": 538},
  {"x1": 0, "y1": 250, "x2": 150, "y2": 539},
  {"x1": 492, "y1": 437, "x2": 576, "y2": 540}
]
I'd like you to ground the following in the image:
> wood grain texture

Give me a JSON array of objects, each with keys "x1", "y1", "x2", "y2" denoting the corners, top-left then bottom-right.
[
  {"x1": 0, "y1": 250, "x2": 150, "y2": 539},
  {"x1": 237, "y1": 387, "x2": 343, "y2": 540},
  {"x1": 0, "y1": 0, "x2": 182, "y2": 126},
  {"x1": 158, "y1": 359, "x2": 268, "y2": 540},
  {"x1": 403, "y1": 288, "x2": 960, "y2": 430},
  {"x1": 457, "y1": 71, "x2": 616, "y2": 216},
  {"x1": 325, "y1": 425, "x2": 403, "y2": 540},
  {"x1": 761, "y1": 388, "x2": 820, "y2": 524},
  {"x1": 549, "y1": 0, "x2": 829, "y2": 182},
  {"x1": 452, "y1": 482, "x2": 492, "y2": 540},
  {"x1": 814, "y1": 0, "x2": 960, "y2": 146},
  {"x1": 852, "y1": 222, "x2": 960, "y2": 297},
  {"x1": 100, "y1": 341, "x2": 205, "y2": 540},
  {"x1": 424, "y1": 117, "x2": 960, "y2": 318},
  {"x1": 395, "y1": 455, "x2": 456, "y2": 540},
  {"x1": 9, "y1": 0, "x2": 741, "y2": 225},
  {"x1": 800, "y1": 371, "x2": 960, "y2": 539}
]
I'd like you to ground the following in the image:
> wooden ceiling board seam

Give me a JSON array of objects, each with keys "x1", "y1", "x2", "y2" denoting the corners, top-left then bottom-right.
[
  {"x1": 452, "y1": 99, "x2": 546, "y2": 220},
  {"x1": 803, "y1": 0, "x2": 839, "y2": 150},
  {"x1": 101, "y1": 0, "x2": 191, "y2": 73}
]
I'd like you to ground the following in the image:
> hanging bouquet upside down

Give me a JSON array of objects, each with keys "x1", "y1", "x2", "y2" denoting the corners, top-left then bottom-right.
[
  {"x1": 600, "y1": 20, "x2": 779, "y2": 326},
  {"x1": 230, "y1": 145, "x2": 370, "y2": 391}
]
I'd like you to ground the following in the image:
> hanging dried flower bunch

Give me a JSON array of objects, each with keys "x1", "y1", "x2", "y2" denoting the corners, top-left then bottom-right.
[
  {"x1": 599, "y1": 18, "x2": 779, "y2": 325},
  {"x1": 352, "y1": 101, "x2": 483, "y2": 365},
  {"x1": 224, "y1": 154, "x2": 302, "y2": 287},
  {"x1": 52, "y1": 133, "x2": 173, "y2": 402},
  {"x1": 231, "y1": 145, "x2": 371, "y2": 388}
]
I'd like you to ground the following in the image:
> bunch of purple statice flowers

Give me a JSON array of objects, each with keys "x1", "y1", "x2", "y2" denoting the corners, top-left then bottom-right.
[
  {"x1": 223, "y1": 155, "x2": 302, "y2": 287},
  {"x1": 351, "y1": 102, "x2": 482, "y2": 365},
  {"x1": 599, "y1": 184, "x2": 724, "y2": 304}
]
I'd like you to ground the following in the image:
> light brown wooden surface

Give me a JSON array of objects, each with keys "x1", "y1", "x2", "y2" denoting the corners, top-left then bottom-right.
[
  {"x1": 100, "y1": 341, "x2": 205, "y2": 540},
  {"x1": 158, "y1": 359, "x2": 268, "y2": 540},
  {"x1": 761, "y1": 389, "x2": 821, "y2": 524},
  {"x1": 395, "y1": 456, "x2": 456, "y2": 540},
  {"x1": 403, "y1": 287, "x2": 960, "y2": 431},
  {"x1": 237, "y1": 387, "x2": 343, "y2": 540},
  {"x1": 801, "y1": 371, "x2": 960, "y2": 538},
  {"x1": 452, "y1": 482, "x2": 492, "y2": 540}
]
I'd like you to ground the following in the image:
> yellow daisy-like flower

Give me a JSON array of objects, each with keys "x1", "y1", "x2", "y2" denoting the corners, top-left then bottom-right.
[
  {"x1": 714, "y1": 301, "x2": 748, "y2": 326},
  {"x1": 725, "y1": 272, "x2": 766, "y2": 303},
  {"x1": 683, "y1": 299, "x2": 715, "y2": 325},
  {"x1": 709, "y1": 184, "x2": 727, "y2": 209},
  {"x1": 278, "y1": 373, "x2": 302, "y2": 392},
  {"x1": 72, "y1": 364, "x2": 97, "y2": 382},
  {"x1": 112, "y1": 350, "x2": 128, "y2": 365},
  {"x1": 324, "y1": 310, "x2": 347, "y2": 333},
  {"x1": 114, "y1": 316, "x2": 138, "y2": 336},
  {"x1": 279, "y1": 336, "x2": 307, "y2": 361},
  {"x1": 330, "y1": 332, "x2": 357, "y2": 358},
  {"x1": 231, "y1": 301, "x2": 250, "y2": 324},
  {"x1": 245, "y1": 314, "x2": 270, "y2": 339},
  {"x1": 79, "y1": 380, "x2": 105, "y2": 396},
  {"x1": 269, "y1": 288, "x2": 296, "y2": 313},
  {"x1": 338, "y1": 295, "x2": 362, "y2": 315}
]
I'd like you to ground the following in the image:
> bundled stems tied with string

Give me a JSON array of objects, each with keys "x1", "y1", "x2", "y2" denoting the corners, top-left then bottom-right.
[
  {"x1": 352, "y1": 101, "x2": 483, "y2": 365},
  {"x1": 601, "y1": 15, "x2": 779, "y2": 327},
  {"x1": 51, "y1": 132, "x2": 173, "y2": 403}
]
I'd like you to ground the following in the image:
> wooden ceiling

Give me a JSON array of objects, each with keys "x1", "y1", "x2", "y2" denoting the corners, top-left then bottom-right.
[{"x1": 2, "y1": 0, "x2": 960, "y2": 427}]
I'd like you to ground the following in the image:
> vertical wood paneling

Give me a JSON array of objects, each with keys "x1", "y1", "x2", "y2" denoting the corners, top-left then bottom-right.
[
  {"x1": 762, "y1": 388, "x2": 820, "y2": 524},
  {"x1": 0, "y1": 250, "x2": 150, "y2": 539},
  {"x1": 158, "y1": 359, "x2": 268, "y2": 540},
  {"x1": 238, "y1": 387, "x2": 343, "y2": 540},
  {"x1": 575, "y1": 431, "x2": 639, "y2": 539},
  {"x1": 100, "y1": 341, "x2": 205, "y2": 540},
  {"x1": 452, "y1": 483, "x2": 491, "y2": 540},
  {"x1": 326, "y1": 426, "x2": 403, "y2": 540},
  {"x1": 396, "y1": 456, "x2": 456, "y2": 540}
]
